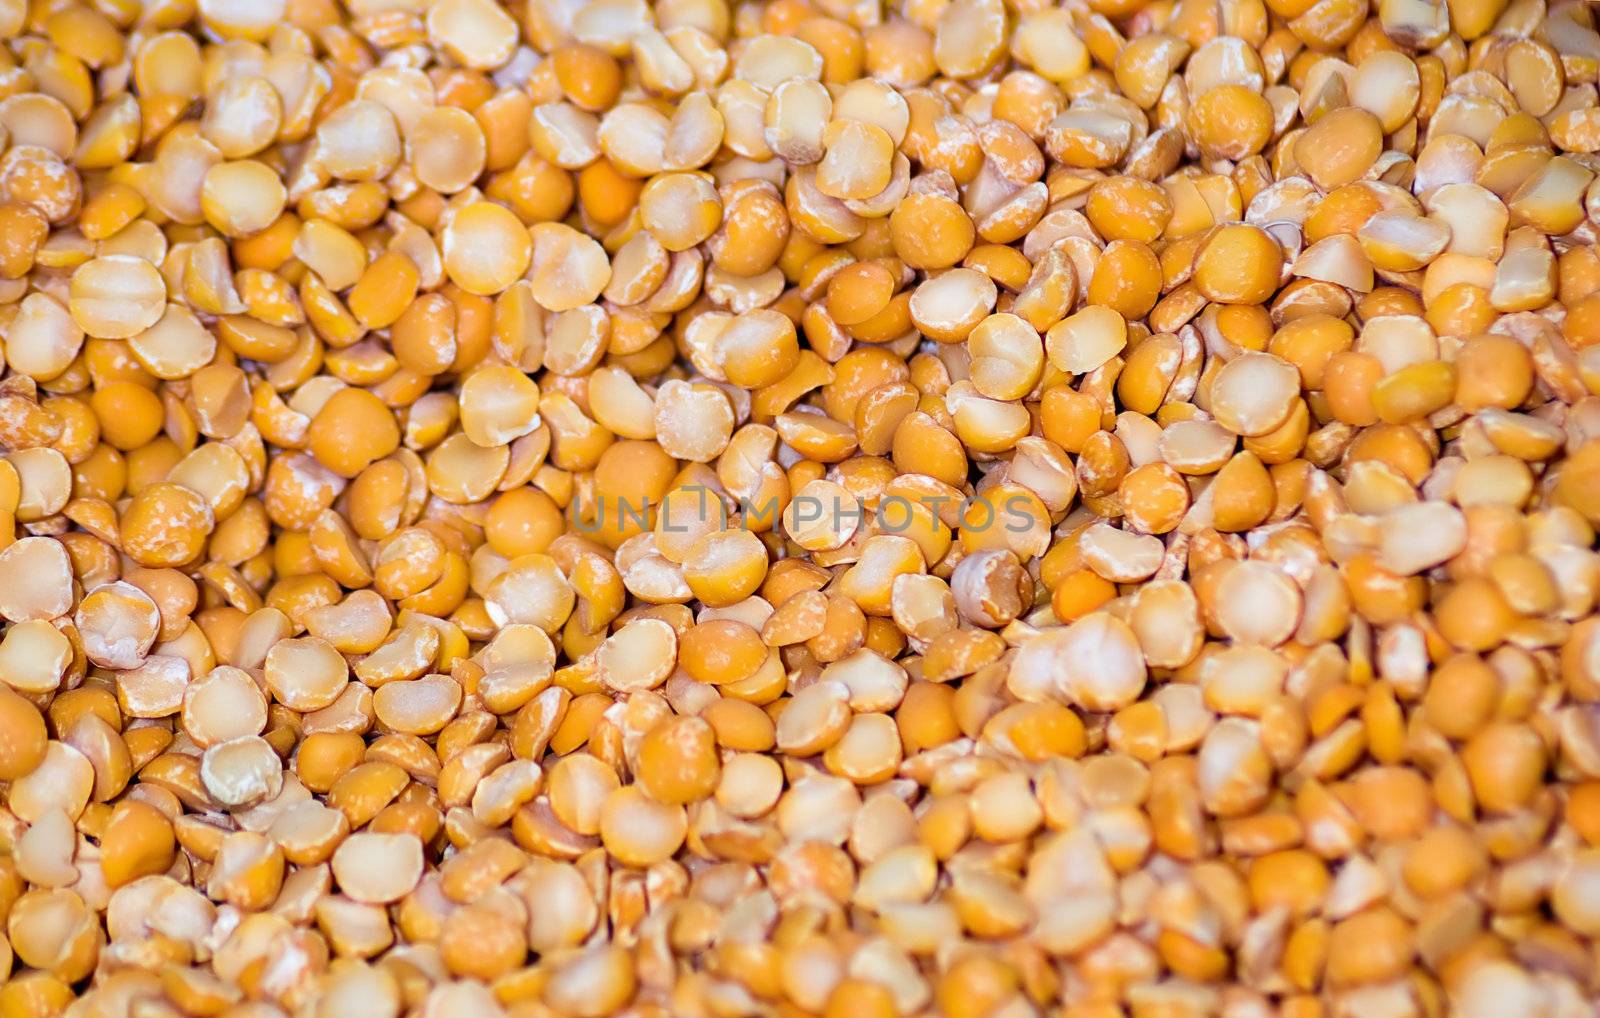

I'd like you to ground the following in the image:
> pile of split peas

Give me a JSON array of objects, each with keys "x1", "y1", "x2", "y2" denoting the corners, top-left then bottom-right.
[{"x1": 0, "y1": 0, "x2": 1599, "y2": 1013}]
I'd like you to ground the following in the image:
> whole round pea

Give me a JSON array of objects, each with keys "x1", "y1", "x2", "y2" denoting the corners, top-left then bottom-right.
[
  {"x1": 307, "y1": 387, "x2": 401, "y2": 478},
  {"x1": 1194, "y1": 224, "x2": 1283, "y2": 305},
  {"x1": 485, "y1": 488, "x2": 566, "y2": 558},
  {"x1": 90, "y1": 380, "x2": 165, "y2": 451}
]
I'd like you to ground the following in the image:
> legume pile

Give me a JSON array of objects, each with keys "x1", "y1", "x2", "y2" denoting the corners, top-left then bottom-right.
[{"x1": 0, "y1": 0, "x2": 1599, "y2": 1013}]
